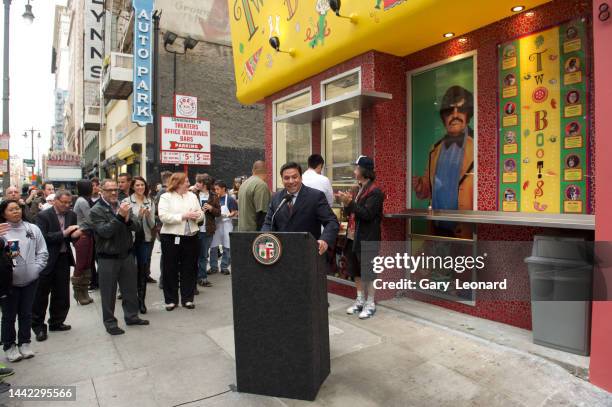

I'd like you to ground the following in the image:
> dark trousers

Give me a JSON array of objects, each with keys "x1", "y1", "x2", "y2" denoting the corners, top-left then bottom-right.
[
  {"x1": 161, "y1": 234, "x2": 198, "y2": 305},
  {"x1": 31, "y1": 253, "x2": 71, "y2": 334},
  {"x1": 1, "y1": 280, "x2": 38, "y2": 350},
  {"x1": 98, "y1": 256, "x2": 139, "y2": 329}
]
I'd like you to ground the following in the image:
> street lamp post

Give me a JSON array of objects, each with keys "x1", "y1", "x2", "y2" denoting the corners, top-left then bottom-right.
[
  {"x1": 2, "y1": 0, "x2": 35, "y2": 190},
  {"x1": 22, "y1": 127, "x2": 38, "y2": 181}
]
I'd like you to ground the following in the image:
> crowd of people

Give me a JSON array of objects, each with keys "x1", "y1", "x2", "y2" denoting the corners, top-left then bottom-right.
[{"x1": 0, "y1": 154, "x2": 384, "y2": 378}]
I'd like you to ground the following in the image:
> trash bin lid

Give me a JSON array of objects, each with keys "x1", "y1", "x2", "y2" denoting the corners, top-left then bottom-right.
[{"x1": 524, "y1": 256, "x2": 591, "y2": 268}]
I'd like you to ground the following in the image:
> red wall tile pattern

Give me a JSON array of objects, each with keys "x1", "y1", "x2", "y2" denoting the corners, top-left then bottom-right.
[{"x1": 263, "y1": 0, "x2": 594, "y2": 330}]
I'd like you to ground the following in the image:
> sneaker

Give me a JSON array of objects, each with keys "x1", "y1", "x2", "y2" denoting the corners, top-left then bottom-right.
[
  {"x1": 18, "y1": 343, "x2": 34, "y2": 359},
  {"x1": 5, "y1": 345, "x2": 22, "y2": 363},
  {"x1": 209, "y1": 269, "x2": 219, "y2": 274},
  {"x1": 346, "y1": 298, "x2": 365, "y2": 315},
  {"x1": 358, "y1": 302, "x2": 376, "y2": 319},
  {"x1": 221, "y1": 269, "x2": 230, "y2": 275}
]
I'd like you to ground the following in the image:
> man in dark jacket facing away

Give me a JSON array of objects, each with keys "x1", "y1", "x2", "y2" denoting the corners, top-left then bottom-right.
[
  {"x1": 90, "y1": 179, "x2": 149, "y2": 335},
  {"x1": 32, "y1": 190, "x2": 80, "y2": 341}
]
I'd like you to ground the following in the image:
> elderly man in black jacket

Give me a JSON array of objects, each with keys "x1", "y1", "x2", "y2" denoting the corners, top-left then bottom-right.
[
  {"x1": 32, "y1": 190, "x2": 81, "y2": 342},
  {"x1": 262, "y1": 162, "x2": 339, "y2": 255},
  {"x1": 90, "y1": 179, "x2": 149, "y2": 335}
]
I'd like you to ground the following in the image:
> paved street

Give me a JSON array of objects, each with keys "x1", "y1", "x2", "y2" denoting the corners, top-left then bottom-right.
[{"x1": 0, "y1": 244, "x2": 611, "y2": 407}]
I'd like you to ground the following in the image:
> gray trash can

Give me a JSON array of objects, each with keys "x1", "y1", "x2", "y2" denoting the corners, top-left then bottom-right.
[{"x1": 525, "y1": 235, "x2": 593, "y2": 356}]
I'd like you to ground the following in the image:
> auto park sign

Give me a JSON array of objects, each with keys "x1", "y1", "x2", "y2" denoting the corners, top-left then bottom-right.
[
  {"x1": 160, "y1": 116, "x2": 211, "y2": 165},
  {"x1": 132, "y1": 0, "x2": 154, "y2": 126}
]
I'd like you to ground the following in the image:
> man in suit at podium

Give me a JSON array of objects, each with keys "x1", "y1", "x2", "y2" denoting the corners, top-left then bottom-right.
[{"x1": 262, "y1": 162, "x2": 339, "y2": 255}]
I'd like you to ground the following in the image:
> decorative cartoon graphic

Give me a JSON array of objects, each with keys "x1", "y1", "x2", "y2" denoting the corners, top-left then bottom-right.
[
  {"x1": 566, "y1": 90, "x2": 580, "y2": 104},
  {"x1": 504, "y1": 102, "x2": 516, "y2": 115},
  {"x1": 505, "y1": 131, "x2": 516, "y2": 144},
  {"x1": 566, "y1": 185, "x2": 581, "y2": 201},
  {"x1": 565, "y1": 57, "x2": 580, "y2": 73},
  {"x1": 566, "y1": 26, "x2": 578, "y2": 39},
  {"x1": 504, "y1": 159, "x2": 516, "y2": 173},
  {"x1": 566, "y1": 121, "x2": 581, "y2": 136},
  {"x1": 241, "y1": 47, "x2": 263, "y2": 83},
  {"x1": 503, "y1": 45, "x2": 516, "y2": 58},
  {"x1": 503, "y1": 73, "x2": 516, "y2": 87},
  {"x1": 306, "y1": 0, "x2": 331, "y2": 48},
  {"x1": 504, "y1": 188, "x2": 516, "y2": 202},
  {"x1": 566, "y1": 154, "x2": 580, "y2": 168},
  {"x1": 375, "y1": 0, "x2": 406, "y2": 10}
]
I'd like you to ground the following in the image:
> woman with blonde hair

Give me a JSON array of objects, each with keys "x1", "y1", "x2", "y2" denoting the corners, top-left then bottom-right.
[{"x1": 158, "y1": 173, "x2": 204, "y2": 310}]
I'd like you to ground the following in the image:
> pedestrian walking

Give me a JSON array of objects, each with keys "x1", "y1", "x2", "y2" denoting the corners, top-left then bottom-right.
[
  {"x1": 210, "y1": 180, "x2": 237, "y2": 275},
  {"x1": 32, "y1": 191, "x2": 81, "y2": 341},
  {"x1": 72, "y1": 180, "x2": 95, "y2": 305},
  {"x1": 0, "y1": 200, "x2": 48, "y2": 362},
  {"x1": 158, "y1": 173, "x2": 204, "y2": 310},
  {"x1": 193, "y1": 174, "x2": 220, "y2": 287},
  {"x1": 124, "y1": 177, "x2": 155, "y2": 314},
  {"x1": 336, "y1": 156, "x2": 385, "y2": 319},
  {"x1": 237, "y1": 161, "x2": 270, "y2": 232},
  {"x1": 89, "y1": 179, "x2": 149, "y2": 335}
]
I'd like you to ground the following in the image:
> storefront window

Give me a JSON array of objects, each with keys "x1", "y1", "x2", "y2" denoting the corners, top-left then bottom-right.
[
  {"x1": 323, "y1": 71, "x2": 360, "y2": 188},
  {"x1": 274, "y1": 91, "x2": 311, "y2": 189}
]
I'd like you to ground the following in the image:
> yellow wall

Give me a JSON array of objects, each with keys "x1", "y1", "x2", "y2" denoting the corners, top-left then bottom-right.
[{"x1": 228, "y1": 0, "x2": 550, "y2": 104}]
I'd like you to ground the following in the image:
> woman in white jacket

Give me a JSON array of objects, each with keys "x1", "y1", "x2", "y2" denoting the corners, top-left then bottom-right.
[
  {"x1": 158, "y1": 173, "x2": 204, "y2": 311},
  {"x1": 0, "y1": 200, "x2": 48, "y2": 362}
]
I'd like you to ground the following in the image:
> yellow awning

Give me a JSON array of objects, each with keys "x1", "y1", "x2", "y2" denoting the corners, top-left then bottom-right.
[{"x1": 228, "y1": 0, "x2": 551, "y2": 104}]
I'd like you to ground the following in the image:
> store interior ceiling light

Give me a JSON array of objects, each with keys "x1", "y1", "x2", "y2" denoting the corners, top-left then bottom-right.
[
  {"x1": 443, "y1": 32, "x2": 455, "y2": 38},
  {"x1": 511, "y1": 6, "x2": 525, "y2": 12}
]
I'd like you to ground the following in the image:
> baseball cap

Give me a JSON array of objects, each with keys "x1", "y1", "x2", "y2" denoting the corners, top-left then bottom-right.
[{"x1": 355, "y1": 155, "x2": 374, "y2": 171}]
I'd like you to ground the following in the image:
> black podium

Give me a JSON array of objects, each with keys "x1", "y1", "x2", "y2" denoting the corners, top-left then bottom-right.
[{"x1": 230, "y1": 232, "x2": 330, "y2": 401}]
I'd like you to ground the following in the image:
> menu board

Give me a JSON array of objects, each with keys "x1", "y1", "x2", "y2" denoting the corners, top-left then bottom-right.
[{"x1": 498, "y1": 19, "x2": 589, "y2": 214}]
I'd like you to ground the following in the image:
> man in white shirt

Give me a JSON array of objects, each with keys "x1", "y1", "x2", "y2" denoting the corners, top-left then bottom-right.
[{"x1": 302, "y1": 154, "x2": 334, "y2": 206}]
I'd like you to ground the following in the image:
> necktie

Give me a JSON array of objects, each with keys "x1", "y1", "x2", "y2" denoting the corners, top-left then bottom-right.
[{"x1": 287, "y1": 195, "x2": 294, "y2": 215}]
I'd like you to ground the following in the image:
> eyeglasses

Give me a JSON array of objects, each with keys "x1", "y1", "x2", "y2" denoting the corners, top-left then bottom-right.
[
  {"x1": 441, "y1": 105, "x2": 470, "y2": 117},
  {"x1": 103, "y1": 188, "x2": 119, "y2": 192}
]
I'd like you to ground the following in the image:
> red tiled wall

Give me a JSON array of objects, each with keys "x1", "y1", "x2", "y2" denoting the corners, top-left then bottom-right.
[{"x1": 263, "y1": 0, "x2": 594, "y2": 330}]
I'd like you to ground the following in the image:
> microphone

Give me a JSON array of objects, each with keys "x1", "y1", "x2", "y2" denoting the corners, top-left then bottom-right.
[{"x1": 270, "y1": 193, "x2": 293, "y2": 227}]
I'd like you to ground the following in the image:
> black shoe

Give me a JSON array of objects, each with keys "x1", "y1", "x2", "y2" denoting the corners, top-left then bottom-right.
[
  {"x1": 126, "y1": 318, "x2": 149, "y2": 326},
  {"x1": 182, "y1": 302, "x2": 195, "y2": 309},
  {"x1": 35, "y1": 331, "x2": 48, "y2": 342},
  {"x1": 139, "y1": 303, "x2": 147, "y2": 314},
  {"x1": 117, "y1": 294, "x2": 122, "y2": 300},
  {"x1": 0, "y1": 382, "x2": 10, "y2": 394},
  {"x1": 146, "y1": 276, "x2": 157, "y2": 284},
  {"x1": 209, "y1": 269, "x2": 219, "y2": 274},
  {"x1": 194, "y1": 287, "x2": 200, "y2": 295},
  {"x1": 106, "y1": 327, "x2": 125, "y2": 335},
  {"x1": 221, "y1": 269, "x2": 231, "y2": 275},
  {"x1": 49, "y1": 324, "x2": 71, "y2": 332}
]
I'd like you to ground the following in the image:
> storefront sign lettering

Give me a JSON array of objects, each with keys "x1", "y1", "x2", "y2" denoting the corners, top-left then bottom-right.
[
  {"x1": 234, "y1": 0, "x2": 264, "y2": 40},
  {"x1": 132, "y1": 0, "x2": 154, "y2": 126},
  {"x1": 84, "y1": 0, "x2": 105, "y2": 81}
]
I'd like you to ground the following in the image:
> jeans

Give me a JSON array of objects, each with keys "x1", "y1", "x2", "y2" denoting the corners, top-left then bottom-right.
[
  {"x1": 134, "y1": 241, "x2": 153, "y2": 269},
  {"x1": 198, "y1": 233, "x2": 213, "y2": 281},
  {"x1": 210, "y1": 245, "x2": 231, "y2": 271},
  {"x1": 1, "y1": 280, "x2": 38, "y2": 350}
]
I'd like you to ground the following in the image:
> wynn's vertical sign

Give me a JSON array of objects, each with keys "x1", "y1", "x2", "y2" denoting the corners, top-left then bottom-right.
[
  {"x1": 132, "y1": 0, "x2": 154, "y2": 126},
  {"x1": 498, "y1": 19, "x2": 589, "y2": 214},
  {"x1": 84, "y1": 0, "x2": 104, "y2": 81}
]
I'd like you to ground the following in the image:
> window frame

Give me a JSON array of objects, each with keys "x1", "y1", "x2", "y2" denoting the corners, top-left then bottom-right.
[
  {"x1": 272, "y1": 87, "x2": 313, "y2": 191},
  {"x1": 320, "y1": 67, "x2": 362, "y2": 188}
]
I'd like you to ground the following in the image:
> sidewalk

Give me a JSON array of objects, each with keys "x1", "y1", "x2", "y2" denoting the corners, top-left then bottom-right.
[{"x1": 1, "y1": 247, "x2": 610, "y2": 407}]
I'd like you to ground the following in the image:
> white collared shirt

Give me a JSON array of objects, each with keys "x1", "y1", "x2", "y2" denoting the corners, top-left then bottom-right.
[{"x1": 302, "y1": 168, "x2": 334, "y2": 206}]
